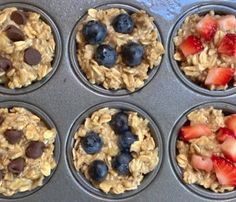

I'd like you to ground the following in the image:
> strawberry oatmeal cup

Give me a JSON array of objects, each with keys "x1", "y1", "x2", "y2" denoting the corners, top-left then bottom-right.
[
  {"x1": 174, "y1": 11, "x2": 236, "y2": 91},
  {"x1": 176, "y1": 106, "x2": 236, "y2": 192}
]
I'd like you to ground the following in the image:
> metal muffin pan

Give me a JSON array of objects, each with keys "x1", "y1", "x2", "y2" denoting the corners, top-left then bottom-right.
[{"x1": 0, "y1": 0, "x2": 236, "y2": 202}]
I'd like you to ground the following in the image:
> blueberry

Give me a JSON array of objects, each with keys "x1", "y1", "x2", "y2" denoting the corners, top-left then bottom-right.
[
  {"x1": 119, "y1": 131, "x2": 138, "y2": 152},
  {"x1": 95, "y1": 44, "x2": 117, "y2": 68},
  {"x1": 122, "y1": 42, "x2": 144, "y2": 67},
  {"x1": 112, "y1": 13, "x2": 134, "y2": 34},
  {"x1": 89, "y1": 160, "x2": 108, "y2": 182},
  {"x1": 111, "y1": 112, "x2": 129, "y2": 134},
  {"x1": 112, "y1": 153, "x2": 132, "y2": 175},
  {"x1": 82, "y1": 20, "x2": 107, "y2": 45},
  {"x1": 81, "y1": 132, "x2": 103, "y2": 154}
]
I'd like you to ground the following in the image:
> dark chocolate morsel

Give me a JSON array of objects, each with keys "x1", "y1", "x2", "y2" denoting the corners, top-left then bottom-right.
[
  {"x1": 24, "y1": 47, "x2": 42, "y2": 66},
  {"x1": 5, "y1": 25, "x2": 25, "y2": 42},
  {"x1": 8, "y1": 157, "x2": 25, "y2": 174},
  {"x1": 4, "y1": 129, "x2": 23, "y2": 144},
  {"x1": 0, "y1": 56, "x2": 12, "y2": 71},
  {"x1": 10, "y1": 11, "x2": 27, "y2": 25},
  {"x1": 25, "y1": 141, "x2": 45, "y2": 159}
]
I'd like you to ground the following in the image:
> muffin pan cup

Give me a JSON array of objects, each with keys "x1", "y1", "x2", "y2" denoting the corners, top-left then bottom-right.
[{"x1": 1, "y1": 0, "x2": 236, "y2": 202}]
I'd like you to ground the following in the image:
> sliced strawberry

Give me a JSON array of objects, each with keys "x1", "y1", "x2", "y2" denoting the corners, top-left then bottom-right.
[
  {"x1": 191, "y1": 154, "x2": 213, "y2": 172},
  {"x1": 205, "y1": 67, "x2": 234, "y2": 86},
  {"x1": 180, "y1": 124, "x2": 212, "y2": 141},
  {"x1": 221, "y1": 137, "x2": 236, "y2": 162},
  {"x1": 212, "y1": 155, "x2": 236, "y2": 186},
  {"x1": 218, "y1": 33, "x2": 236, "y2": 57},
  {"x1": 218, "y1": 15, "x2": 236, "y2": 31},
  {"x1": 196, "y1": 15, "x2": 218, "y2": 41},
  {"x1": 225, "y1": 114, "x2": 236, "y2": 134},
  {"x1": 216, "y1": 127, "x2": 236, "y2": 143},
  {"x1": 179, "y1": 35, "x2": 204, "y2": 57}
]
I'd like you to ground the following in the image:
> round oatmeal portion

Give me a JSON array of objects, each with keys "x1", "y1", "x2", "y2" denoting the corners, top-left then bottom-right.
[
  {"x1": 72, "y1": 108, "x2": 159, "y2": 194},
  {"x1": 176, "y1": 107, "x2": 236, "y2": 193},
  {"x1": 0, "y1": 107, "x2": 57, "y2": 196},
  {"x1": 76, "y1": 8, "x2": 164, "y2": 92},
  {"x1": 174, "y1": 11, "x2": 236, "y2": 91},
  {"x1": 0, "y1": 7, "x2": 56, "y2": 89}
]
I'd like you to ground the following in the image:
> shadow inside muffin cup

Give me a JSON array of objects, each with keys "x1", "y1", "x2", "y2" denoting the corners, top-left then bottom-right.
[
  {"x1": 0, "y1": 2, "x2": 62, "y2": 95},
  {"x1": 168, "y1": 3, "x2": 236, "y2": 97},
  {"x1": 68, "y1": 3, "x2": 163, "y2": 97},
  {"x1": 169, "y1": 101, "x2": 236, "y2": 200},
  {"x1": 0, "y1": 101, "x2": 60, "y2": 200},
  {"x1": 66, "y1": 101, "x2": 163, "y2": 200}
]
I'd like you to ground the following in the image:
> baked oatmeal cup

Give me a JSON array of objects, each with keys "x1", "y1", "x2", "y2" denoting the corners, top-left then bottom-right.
[
  {"x1": 177, "y1": 106, "x2": 236, "y2": 193},
  {"x1": 76, "y1": 8, "x2": 164, "y2": 92},
  {"x1": 0, "y1": 7, "x2": 56, "y2": 89},
  {"x1": 72, "y1": 107, "x2": 159, "y2": 194},
  {"x1": 0, "y1": 107, "x2": 57, "y2": 196},
  {"x1": 174, "y1": 11, "x2": 236, "y2": 91}
]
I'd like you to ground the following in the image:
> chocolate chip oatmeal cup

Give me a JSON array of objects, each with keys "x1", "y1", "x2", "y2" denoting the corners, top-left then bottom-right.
[
  {"x1": 169, "y1": 4, "x2": 236, "y2": 96},
  {"x1": 69, "y1": 4, "x2": 164, "y2": 96},
  {"x1": 66, "y1": 101, "x2": 163, "y2": 200},
  {"x1": 169, "y1": 102, "x2": 236, "y2": 200},
  {"x1": 0, "y1": 3, "x2": 61, "y2": 94},
  {"x1": 0, "y1": 101, "x2": 60, "y2": 199}
]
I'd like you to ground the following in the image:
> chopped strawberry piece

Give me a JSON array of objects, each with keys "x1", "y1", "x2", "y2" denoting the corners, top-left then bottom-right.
[
  {"x1": 180, "y1": 124, "x2": 212, "y2": 141},
  {"x1": 191, "y1": 154, "x2": 213, "y2": 172},
  {"x1": 205, "y1": 67, "x2": 234, "y2": 86},
  {"x1": 212, "y1": 155, "x2": 236, "y2": 186},
  {"x1": 196, "y1": 15, "x2": 218, "y2": 41},
  {"x1": 216, "y1": 127, "x2": 236, "y2": 143},
  {"x1": 225, "y1": 114, "x2": 236, "y2": 134},
  {"x1": 221, "y1": 137, "x2": 236, "y2": 162},
  {"x1": 179, "y1": 35, "x2": 204, "y2": 57},
  {"x1": 218, "y1": 33, "x2": 236, "y2": 57},
  {"x1": 218, "y1": 15, "x2": 236, "y2": 31}
]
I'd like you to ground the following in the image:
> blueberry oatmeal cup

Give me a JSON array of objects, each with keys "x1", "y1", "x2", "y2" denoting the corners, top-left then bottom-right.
[
  {"x1": 72, "y1": 108, "x2": 159, "y2": 194},
  {"x1": 174, "y1": 11, "x2": 236, "y2": 90},
  {"x1": 177, "y1": 107, "x2": 236, "y2": 192},
  {"x1": 0, "y1": 107, "x2": 57, "y2": 196},
  {"x1": 0, "y1": 7, "x2": 55, "y2": 89},
  {"x1": 76, "y1": 8, "x2": 164, "y2": 92}
]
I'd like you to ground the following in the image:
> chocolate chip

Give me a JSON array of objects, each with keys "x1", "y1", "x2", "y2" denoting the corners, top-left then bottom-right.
[
  {"x1": 8, "y1": 157, "x2": 25, "y2": 174},
  {"x1": 10, "y1": 11, "x2": 27, "y2": 25},
  {"x1": 5, "y1": 25, "x2": 25, "y2": 42},
  {"x1": 24, "y1": 47, "x2": 41, "y2": 66},
  {"x1": 25, "y1": 141, "x2": 45, "y2": 159},
  {"x1": 0, "y1": 56, "x2": 12, "y2": 72},
  {"x1": 0, "y1": 170, "x2": 3, "y2": 180},
  {"x1": 0, "y1": 115, "x2": 4, "y2": 125},
  {"x1": 4, "y1": 129, "x2": 23, "y2": 144}
]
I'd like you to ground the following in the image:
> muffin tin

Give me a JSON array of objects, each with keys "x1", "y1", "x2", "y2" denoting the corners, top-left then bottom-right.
[{"x1": 0, "y1": 0, "x2": 236, "y2": 202}]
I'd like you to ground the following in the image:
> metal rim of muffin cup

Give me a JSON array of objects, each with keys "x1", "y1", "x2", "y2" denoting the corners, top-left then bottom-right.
[
  {"x1": 66, "y1": 101, "x2": 163, "y2": 200},
  {"x1": 168, "y1": 3, "x2": 236, "y2": 97},
  {"x1": 169, "y1": 101, "x2": 236, "y2": 200},
  {"x1": 0, "y1": 100, "x2": 61, "y2": 200},
  {"x1": 0, "y1": 2, "x2": 62, "y2": 95},
  {"x1": 68, "y1": 3, "x2": 164, "y2": 97}
]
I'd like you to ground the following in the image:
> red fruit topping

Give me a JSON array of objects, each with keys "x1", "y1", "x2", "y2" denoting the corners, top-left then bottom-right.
[
  {"x1": 221, "y1": 137, "x2": 236, "y2": 162},
  {"x1": 205, "y1": 67, "x2": 234, "y2": 86},
  {"x1": 225, "y1": 115, "x2": 236, "y2": 135},
  {"x1": 179, "y1": 35, "x2": 204, "y2": 57},
  {"x1": 196, "y1": 15, "x2": 218, "y2": 41},
  {"x1": 218, "y1": 33, "x2": 236, "y2": 57},
  {"x1": 212, "y1": 155, "x2": 236, "y2": 186},
  {"x1": 216, "y1": 127, "x2": 235, "y2": 143},
  {"x1": 218, "y1": 15, "x2": 236, "y2": 31},
  {"x1": 191, "y1": 154, "x2": 213, "y2": 172},
  {"x1": 180, "y1": 124, "x2": 212, "y2": 141}
]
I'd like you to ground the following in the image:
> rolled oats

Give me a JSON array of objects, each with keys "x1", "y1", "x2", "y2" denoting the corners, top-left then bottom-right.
[
  {"x1": 72, "y1": 108, "x2": 159, "y2": 194},
  {"x1": 0, "y1": 107, "x2": 56, "y2": 196},
  {"x1": 76, "y1": 8, "x2": 164, "y2": 92},
  {"x1": 0, "y1": 7, "x2": 55, "y2": 89}
]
